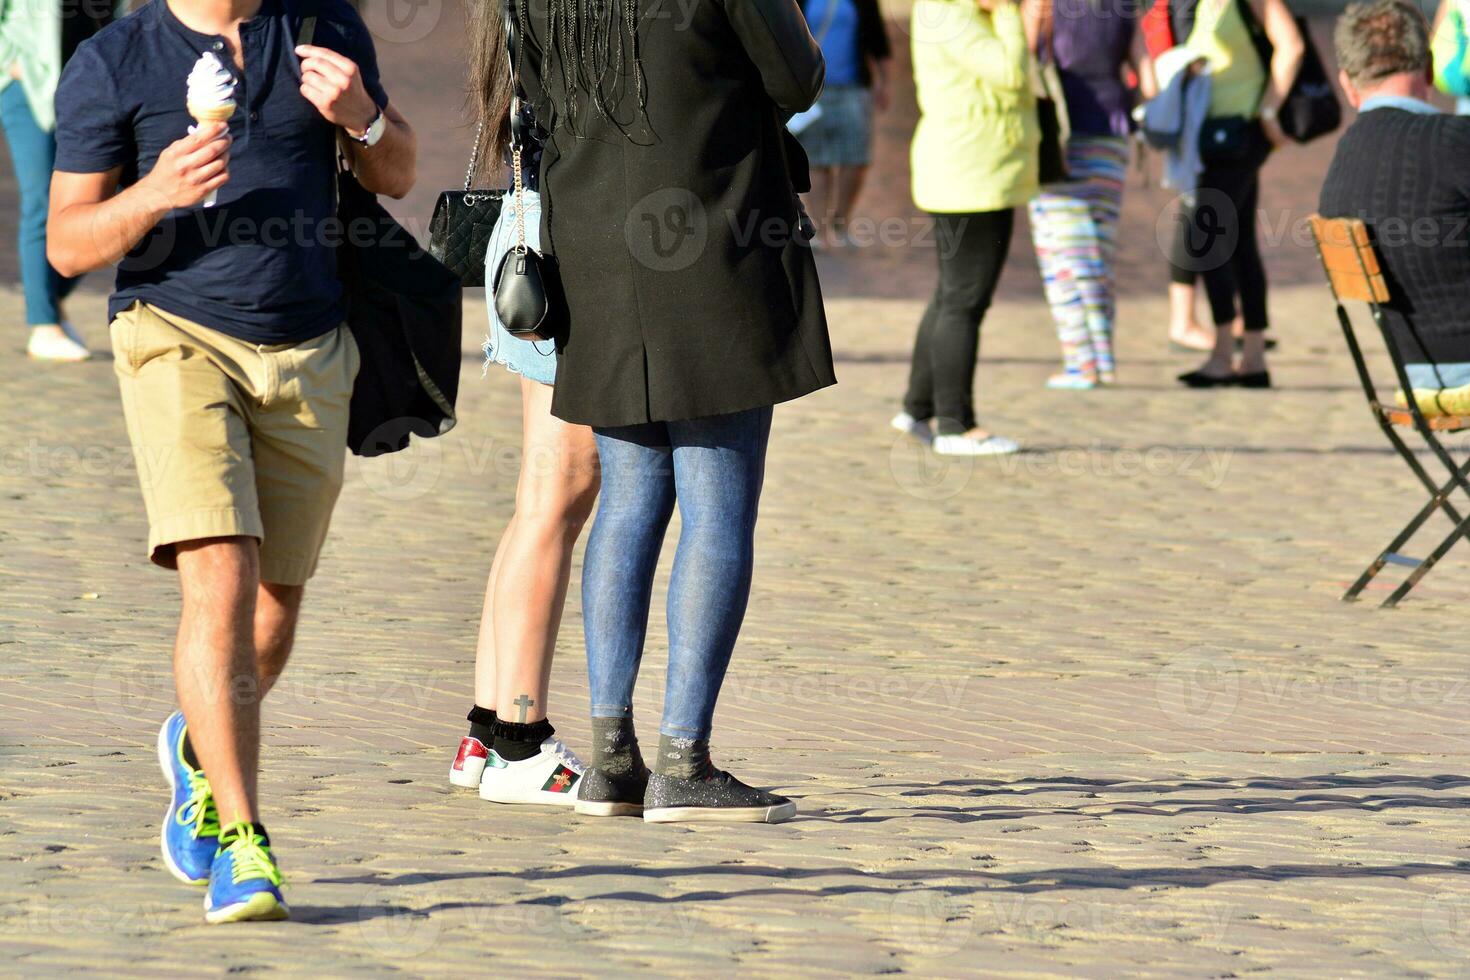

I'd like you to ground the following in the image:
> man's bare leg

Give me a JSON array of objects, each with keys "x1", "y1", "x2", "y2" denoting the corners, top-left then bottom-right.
[
  {"x1": 256, "y1": 582, "x2": 303, "y2": 698},
  {"x1": 174, "y1": 536, "x2": 261, "y2": 828}
]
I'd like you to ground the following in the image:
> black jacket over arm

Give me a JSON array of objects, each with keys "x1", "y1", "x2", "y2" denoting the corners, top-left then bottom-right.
[
  {"x1": 522, "y1": 0, "x2": 836, "y2": 428},
  {"x1": 1319, "y1": 108, "x2": 1470, "y2": 366}
]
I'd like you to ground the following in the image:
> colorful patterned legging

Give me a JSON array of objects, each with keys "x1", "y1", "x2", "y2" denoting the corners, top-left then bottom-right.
[{"x1": 1027, "y1": 136, "x2": 1130, "y2": 379}]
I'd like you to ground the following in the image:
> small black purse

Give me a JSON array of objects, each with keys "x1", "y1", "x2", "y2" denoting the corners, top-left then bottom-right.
[
  {"x1": 429, "y1": 121, "x2": 504, "y2": 288},
  {"x1": 490, "y1": 0, "x2": 556, "y2": 341}
]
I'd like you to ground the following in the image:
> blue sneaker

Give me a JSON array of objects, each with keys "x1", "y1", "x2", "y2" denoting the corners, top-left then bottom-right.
[
  {"x1": 204, "y1": 823, "x2": 289, "y2": 924},
  {"x1": 156, "y1": 710, "x2": 219, "y2": 885}
]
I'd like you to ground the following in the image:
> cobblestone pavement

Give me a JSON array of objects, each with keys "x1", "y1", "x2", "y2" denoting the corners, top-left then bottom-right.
[{"x1": 6, "y1": 270, "x2": 1470, "y2": 976}]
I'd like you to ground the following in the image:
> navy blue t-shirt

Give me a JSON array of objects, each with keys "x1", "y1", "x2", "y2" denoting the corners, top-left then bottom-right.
[{"x1": 54, "y1": 0, "x2": 390, "y2": 344}]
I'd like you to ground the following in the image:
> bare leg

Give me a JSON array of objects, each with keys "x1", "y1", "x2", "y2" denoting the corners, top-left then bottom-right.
[
  {"x1": 806, "y1": 166, "x2": 836, "y2": 246},
  {"x1": 1167, "y1": 282, "x2": 1213, "y2": 351},
  {"x1": 174, "y1": 536, "x2": 260, "y2": 828},
  {"x1": 1238, "y1": 330, "x2": 1268, "y2": 375},
  {"x1": 472, "y1": 519, "x2": 513, "y2": 708},
  {"x1": 255, "y1": 582, "x2": 303, "y2": 698},
  {"x1": 832, "y1": 165, "x2": 868, "y2": 242},
  {"x1": 491, "y1": 378, "x2": 600, "y2": 725}
]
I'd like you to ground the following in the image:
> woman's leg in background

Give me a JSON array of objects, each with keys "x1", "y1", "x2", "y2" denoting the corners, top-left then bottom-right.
[
  {"x1": 924, "y1": 209, "x2": 1015, "y2": 435},
  {"x1": 1076, "y1": 137, "x2": 1129, "y2": 382},
  {"x1": 486, "y1": 377, "x2": 600, "y2": 725},
  {"x1": 657, "y1": 406, "x2": 773, "y2": 742},
  {"x1": 1227, "y1": 170, "x2": 1269, "y2": 374},
  {"x1": 0, "y1": 86, "x2": 80, "y2": 345},
  {"x1": 831, "y1": 164, "x2": 869, "y2": 243},
  {"x1": 1195, "y1": 154, "x2": 1269, "y2": 378},
  {"x1": 581, "y1": 422, "x2": 677, "y2": 725},
  {"x1": 1029, "y1": 191, "x2": 1098, "y2": 382},
  {"x1": 806, "y1": 165, "x2": 836, "y2": 245}
]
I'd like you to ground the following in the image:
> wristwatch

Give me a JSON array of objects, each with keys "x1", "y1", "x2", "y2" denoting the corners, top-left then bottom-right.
[{"x1": 349, "y1": 107, "x2": 386, "y2": 148}]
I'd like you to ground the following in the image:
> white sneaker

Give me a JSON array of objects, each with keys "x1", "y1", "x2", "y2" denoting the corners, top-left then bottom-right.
[
  {"x1": 932, "y1": 433, "x2": 1021, "y2": 456},
  {"x1": 478, "y1": 737, "x2": 586, "y2": 806},
  {"x1": 27, "y1": 324, "x2": 91, "y2": 362},
  {"x1": 890, "y1": 411, "x2": 933, "y2": 445},
  {"x1": 449, "y1": 735, "x2": 492, "y2": 788}
]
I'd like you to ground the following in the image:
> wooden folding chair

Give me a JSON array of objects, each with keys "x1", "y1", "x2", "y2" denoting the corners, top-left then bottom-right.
[{"x1": 1309, "y1": 215, "x2": 1470, "y2": 607}]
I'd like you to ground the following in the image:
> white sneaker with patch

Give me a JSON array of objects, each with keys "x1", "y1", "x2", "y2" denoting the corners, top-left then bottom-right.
[
  {"x1": 449, "y1": 735, "x2": 492, "y2": 788},
  {"x1": 478, "y1": 737, "x2": 585, "y2": 806}
]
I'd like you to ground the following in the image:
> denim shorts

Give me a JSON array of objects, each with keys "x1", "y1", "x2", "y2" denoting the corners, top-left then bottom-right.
[{"x1": 484, "y1": 189, "x2": 557, "y2": 386}]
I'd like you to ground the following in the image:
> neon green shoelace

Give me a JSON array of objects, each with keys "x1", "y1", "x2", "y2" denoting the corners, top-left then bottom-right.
[
  {"x1": 219, "y1": 824, "x2": 284, "y2": 887},
  {"x1": 175, "y1": 770, "x2": 221, "y2": 841}
]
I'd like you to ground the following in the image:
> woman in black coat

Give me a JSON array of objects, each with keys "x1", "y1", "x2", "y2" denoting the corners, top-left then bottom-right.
[{"x1": 487, "y1": 0, "x2": 834, "y2": 823}]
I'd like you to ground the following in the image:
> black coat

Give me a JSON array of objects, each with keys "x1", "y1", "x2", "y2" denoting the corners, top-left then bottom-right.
[{"x1": 520, "y1": 0, "x2": 838, "y2": 428}]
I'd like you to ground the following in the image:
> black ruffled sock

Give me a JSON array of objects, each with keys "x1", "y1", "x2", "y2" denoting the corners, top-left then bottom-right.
[
  {"x1": 493, "y1": 718, "x2": 554, "y2": 762},
  {"x1": 466, "y1": 705, "x2": 498, "y2": 746}
]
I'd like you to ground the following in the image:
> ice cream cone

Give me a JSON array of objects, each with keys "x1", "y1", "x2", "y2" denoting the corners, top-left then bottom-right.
[
  {"x1": 188, "y1": 101, "x2": 237, "y2": 124},
  {"x1": 188, "y1": 102, "x2": 235, "y2": 207}
]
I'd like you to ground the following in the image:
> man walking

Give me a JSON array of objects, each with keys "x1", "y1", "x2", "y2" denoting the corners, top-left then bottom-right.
[{"x1": 48, "y1": 0, "x2": 415, "y2": 923}]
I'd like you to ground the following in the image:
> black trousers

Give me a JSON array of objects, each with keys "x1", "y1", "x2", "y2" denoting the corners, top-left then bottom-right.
[
  {"x1": 1168, "y1": 120, "x2": 1271, "y2": 332},
  {"x1": 904, "y1": 209, "x2": 1015, "y2": 435}
]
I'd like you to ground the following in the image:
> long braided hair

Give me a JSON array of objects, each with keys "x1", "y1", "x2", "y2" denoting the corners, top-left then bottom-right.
[{"x1": 467, "y1": 0, "x2": 647, "y2": 170}]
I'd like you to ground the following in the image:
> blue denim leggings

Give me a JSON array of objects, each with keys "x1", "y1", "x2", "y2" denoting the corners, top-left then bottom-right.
[
  {"x1": 583, "y1": 406, "x2": 773, "y2": 739},
  {"x1": 0, "y1": 85, "x2": 78, "y2": 326}
]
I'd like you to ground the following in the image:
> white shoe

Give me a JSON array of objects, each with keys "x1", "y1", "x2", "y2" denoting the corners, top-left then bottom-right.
[
  {"x1": 449, "y1": 735, "x2": 492, "y2": 788},
  {"x1": 478, "y1": 737, "x2": 586, "y2": 806},
  {"x1": 890, "y1": 411, "x2": 933, "y2": 445},
  {"x1": 932, "y1": 433, "x2": 1021, "y2": 457},
  {"x1": 27, "y1": 324, "x2": 91, "y2": 362}
]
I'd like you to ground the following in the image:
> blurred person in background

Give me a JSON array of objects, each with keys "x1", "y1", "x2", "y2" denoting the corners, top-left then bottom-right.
[
  {"x1": 1430, "y1": 0, "x2": 1470, "y2": 113},
  {"x1": 1027, "y1": 0, "x2": 1154, "y2": 388},
  {"x1": 797, "y1": 0, "x2": 892, "y2": 246},
  {"x1": 892, "y1": 0, "x2": 1037, "y2": 456},
  {"x1": 0, "y1": 0, "x2": 121, "y2": 361},
  {"x1": 1172, "y1": 0, "x2": 1304, "y2": 388}
]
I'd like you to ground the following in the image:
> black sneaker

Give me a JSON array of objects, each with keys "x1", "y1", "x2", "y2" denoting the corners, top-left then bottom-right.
[
  {"x1": 643, "y1": 768, "x2": 797, "y2": 824},
  {"x1": 574, "y1": 767, "x2": 649, "y2": 817}
]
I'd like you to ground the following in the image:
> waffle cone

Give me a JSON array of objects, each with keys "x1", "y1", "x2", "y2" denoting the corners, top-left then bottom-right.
[{"x1": 188, "y1": 102, "x2": 237, "y2": 123}]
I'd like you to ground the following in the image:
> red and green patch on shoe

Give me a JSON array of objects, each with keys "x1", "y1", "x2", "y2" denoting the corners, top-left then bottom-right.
[{"x1": 541, "y1": 765, "x2": 580, "y2": 794}]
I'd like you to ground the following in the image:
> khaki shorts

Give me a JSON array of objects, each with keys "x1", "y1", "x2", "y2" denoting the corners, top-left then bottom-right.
[{"x1": 111, "y1": 302, "x2": 360, "y2": 585}]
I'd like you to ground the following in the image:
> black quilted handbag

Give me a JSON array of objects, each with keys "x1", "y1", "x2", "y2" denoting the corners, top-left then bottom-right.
[{"x1": 429, "y1": 121, "x2": 504, "y2": 288}]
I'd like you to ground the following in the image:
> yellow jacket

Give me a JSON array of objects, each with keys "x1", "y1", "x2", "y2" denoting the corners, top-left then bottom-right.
[{"x1": 910, "y1": 0, "x2": 1039, "y2": 213}]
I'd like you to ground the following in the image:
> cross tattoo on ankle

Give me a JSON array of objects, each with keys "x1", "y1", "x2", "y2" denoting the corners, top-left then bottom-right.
[{"x1": 513, "y1": 694, "x2": 535, "y2": 723}]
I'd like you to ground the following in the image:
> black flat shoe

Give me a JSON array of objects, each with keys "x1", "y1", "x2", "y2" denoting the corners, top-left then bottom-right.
[
  {"x1": 1235, "y1": 371, "x2": 1272, "y2": 388},
  {"x1": 1177, "y1": 369, "x2": 1237, "y2": 388}
]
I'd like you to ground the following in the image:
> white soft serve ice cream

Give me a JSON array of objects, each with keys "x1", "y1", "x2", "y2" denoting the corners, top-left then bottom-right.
[{"x1": 186, "y1": 51, "x2": 236, "y2": 113}]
